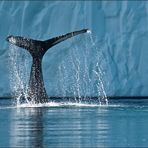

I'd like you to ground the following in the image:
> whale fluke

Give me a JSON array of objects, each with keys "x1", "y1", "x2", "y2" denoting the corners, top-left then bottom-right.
[
  {"x1": 6, "y1": 29, "x2": 89, "y2": 103},
  {"x1": 7, "y1": 29, "x2": 88, "y2": 57}
]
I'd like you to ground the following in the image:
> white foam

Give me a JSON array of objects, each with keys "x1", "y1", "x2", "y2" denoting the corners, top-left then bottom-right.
[
  {"x1": 15, "y1": 102, "x2": 101, "y2": 108},
  {"x1": 0, "y1": 102, "x2": 138, "y2": 110}
]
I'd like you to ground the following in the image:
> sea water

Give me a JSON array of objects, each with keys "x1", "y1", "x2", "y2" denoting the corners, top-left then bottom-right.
[{"x1": 1, "y1": 98, "x2": 148, "y2": 147}]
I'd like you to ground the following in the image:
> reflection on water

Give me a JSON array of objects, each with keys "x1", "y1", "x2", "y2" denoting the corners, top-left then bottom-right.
[
  {"x1": 0, "y1": 100, "x2": 147, "y2": 147},
  {"x1": 10, "y1": 108, "x2": 44, "y2": 147},
  {"x1": 9, "y1": 106, "x2": 109, "y2": 147}
]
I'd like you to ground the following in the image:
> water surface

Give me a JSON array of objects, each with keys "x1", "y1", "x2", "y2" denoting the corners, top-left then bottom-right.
[{"x1": 1, "y1": 99, "x2": 148, "y2": 147}]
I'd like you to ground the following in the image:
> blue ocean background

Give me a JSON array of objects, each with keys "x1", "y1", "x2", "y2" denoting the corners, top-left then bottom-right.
[{"x1": 0, "y1": 1, "x2": 148, "y2": 97}]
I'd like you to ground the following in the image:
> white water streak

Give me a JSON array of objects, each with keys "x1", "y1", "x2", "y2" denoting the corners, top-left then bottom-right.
[
  {"x1": 57, "y1": 32, "x2": 108, "y2": 105},
  {"x1": 8, "y1": 44, "x2": 31, "y2": 105}
]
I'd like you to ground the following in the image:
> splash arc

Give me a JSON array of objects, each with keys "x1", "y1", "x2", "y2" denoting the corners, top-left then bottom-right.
[{"x1": 6, "y1": 29, "x2": 89, "y2": 104}]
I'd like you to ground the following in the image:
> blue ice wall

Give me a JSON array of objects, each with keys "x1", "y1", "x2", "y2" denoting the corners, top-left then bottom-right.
[{"x1": 0, "y1": 1, "x2": 148, "y2": 97}]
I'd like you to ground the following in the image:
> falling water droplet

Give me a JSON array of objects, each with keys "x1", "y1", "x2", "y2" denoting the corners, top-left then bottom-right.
[
  {"x1": 87, "y1": 29, "x2": 91, "y2": 34},
  {"x1": 8, "y1": 44, "x2": 31, "y2": 106}
]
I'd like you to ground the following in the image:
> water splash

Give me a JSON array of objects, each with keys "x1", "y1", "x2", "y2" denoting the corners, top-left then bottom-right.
[
  {"x1": 86, "y1": 29, "x2": 91, "y2": 34},
  {"x1": 8, "y1": 44, "x2": 31, "y2": 105},
  {"x1": 88, "y1": 33, "x2": 108, "y2": 105},
  {"x1": 56, "y1": 32, "x2": 108, "y2": 105}
]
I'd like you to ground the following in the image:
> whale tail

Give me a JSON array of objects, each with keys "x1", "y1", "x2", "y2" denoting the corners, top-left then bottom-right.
[
  {"x1": 6, "y1": 29, "x2": 89, "y2": 58},
  {"x1": 6, "y1": 29, "x2": 89, "y2": 103}
]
